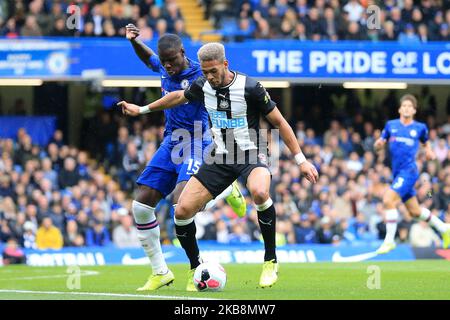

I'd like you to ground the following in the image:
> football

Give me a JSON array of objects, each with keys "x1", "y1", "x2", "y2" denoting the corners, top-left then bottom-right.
[{"x1": 193, "y1": 262, "x2": 227, "y2": 292}]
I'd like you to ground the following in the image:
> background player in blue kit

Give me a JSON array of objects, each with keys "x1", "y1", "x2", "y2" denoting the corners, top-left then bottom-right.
[
  {"x1": 125, "y1": 25, "x2": 246, "y2": 291},
  {"x1": 374, "y1": 94, "x2": 450, "y2": 254}
]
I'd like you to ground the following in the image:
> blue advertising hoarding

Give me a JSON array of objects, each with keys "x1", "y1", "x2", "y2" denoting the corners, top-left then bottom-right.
[
  {"x1": 0, "y1": 40, "x2": 71, "y2": 77},
  {"x1": 0, "y1": 242, "x2": 417, "y2": 267},
  {"x1": 0, "y1": 38, "x2": 449, "y2": 83}
]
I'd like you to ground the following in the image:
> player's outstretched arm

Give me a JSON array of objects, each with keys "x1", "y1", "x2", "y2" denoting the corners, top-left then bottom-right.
[
  {"x1": 126, "y1": 24, "x2": 155, "y2": 68},
  {"x1": 118, "y1": 90, "x2": 188, "y2": 116},
  {"x1": 265, "y1": 107, "x2": 319, "y2": 184}
]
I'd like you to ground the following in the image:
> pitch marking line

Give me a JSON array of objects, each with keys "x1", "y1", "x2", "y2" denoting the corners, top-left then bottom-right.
[
  {"x1": 0, "y1": 289, "x2": 221, "y2": 300},
  {"x1": 0, "y1": 270, "x2": 100, "y2": 281}
]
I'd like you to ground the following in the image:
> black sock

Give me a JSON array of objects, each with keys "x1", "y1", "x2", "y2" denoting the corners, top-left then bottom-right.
[
  {"x1": 257, "y1": 204, "x2": 277, "y2": 262},
  {"x1": 175, "y1": 221, "x2": 201, "y2": 270}
]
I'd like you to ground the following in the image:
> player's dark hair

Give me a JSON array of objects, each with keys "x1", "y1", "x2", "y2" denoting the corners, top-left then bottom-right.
[
  {"x1": 400, "y1": 94, "x2": 418, "y2": 109},
  {"x1": 157, "y1": 34, "x2": 182, "y2": 52}
]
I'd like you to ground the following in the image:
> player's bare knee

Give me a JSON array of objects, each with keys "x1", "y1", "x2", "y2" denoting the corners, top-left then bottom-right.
[
  {"x1": 250, "y1": 188, "x2": 270, "y2": 205},
  {"x1": 174, "y1": 202, "x2": 193, "y2": 220}
]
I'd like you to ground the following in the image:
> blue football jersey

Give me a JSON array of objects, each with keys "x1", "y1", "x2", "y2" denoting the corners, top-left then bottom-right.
[
  {"x1": 381, "y1": 119, "x2": 428, "y2": 175},
  {"x1": 148, "y1": 55, "x2": 210, "y2": 143}
]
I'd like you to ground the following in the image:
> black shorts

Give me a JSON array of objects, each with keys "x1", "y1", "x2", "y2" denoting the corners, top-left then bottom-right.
[{"x1": 193, "y1": 153, "x2": 270, "y2": 198}]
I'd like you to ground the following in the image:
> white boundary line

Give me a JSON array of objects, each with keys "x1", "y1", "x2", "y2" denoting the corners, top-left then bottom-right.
[
  {"x1": 0, "y1": 270, "x2": 100, "y2": 281},
  {"x1": 0, "y1": 289, "x2": 220, "y2": 300}
]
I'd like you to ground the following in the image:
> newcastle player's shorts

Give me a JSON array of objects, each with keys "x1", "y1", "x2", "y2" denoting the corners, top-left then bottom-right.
[{"x1": 193, "y1": 151, "x2": 270, "y2": 198}]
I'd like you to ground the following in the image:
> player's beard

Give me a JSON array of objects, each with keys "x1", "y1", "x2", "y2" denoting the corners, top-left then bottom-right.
[{"x1": 211, "y1": 71, "x2": 226, "y2": 89}]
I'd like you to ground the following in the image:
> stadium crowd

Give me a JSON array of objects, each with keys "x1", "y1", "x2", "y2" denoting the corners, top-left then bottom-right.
[
  {"x1": 0, "y1": 0, "x2": 190, "y2": 40},
  {"x1": 210, "y1": 0, "x2": 450, "y2": 42},
  {"x1": 1, "y1": 89, "x2": 449, "y2": 253},
  {"x1": 0, "y1": 0, "x2": 449, "y2": 41}
]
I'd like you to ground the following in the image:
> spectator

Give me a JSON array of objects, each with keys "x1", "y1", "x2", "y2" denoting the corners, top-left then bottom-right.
[
  {"x1": 323, "y1": 7, "x2": 338, "y2": 40},
  {"x1": 135, "y1": 18, "x2": 153, "y2": 40},
  {"x1": 120, "y1": 141, "x2": 143, "y2": 190},
  {"x1": 409, "y1": 221, "x2": 441, "y2": 247},
  {"x1": 85, "y1": 219, "x2": 111, "y2": 246},
  {"x1": 215, "y1": 220, "x2": 230, "y2": 243},
  {"x1": 418, "y1": 23, "x2": 429, "y2": 42},
  {"x1": 434, "y1": 138, "x2": 448, "y2": 164},
  {"x1": 317, "y1": 216, "x2": 336, "y2": 244},
  {"x1": 113, "y1": 212, "x2": 140, "y2": 248},
  {"x1": 1, "y1": 18, "x2": 19, "y2": 38},
  {"x1": 58, "y1": 157, "x2": 81, "y2": 189},
  {"x1": 2, "y1": 238, "x2": 26, "y2": 265},
  {"x1": 345, "y1": 21, "x2": 365, "y2": 40},
  {"x1": 292, "y1": 213, "x2": 317, "y2": 244},
  {"x1": 398, "y1": 23, "x2": 420, "y2": 43},
  {"x1": 253, "y1": 17, "x2": 272, "y2": 39},
  {"x1": 437, "y1": 23, "x2": 450, "y2": 41},
  {"x1": 64, "y1": 220, "x2": 85, "y2": 247},
  {"x1": 304, "y1": 7, "x2": 325, "y2": 40},
  {"x1": 389, "y1": 7, "x2": 404, "y2": 37},
  {"x1": 343, "y1": 0, "x2": 364, "y2": 23},
  {"x1": 21, "y1": 15, "x2": 42, "y2": 37},
  {"x1": 22, "y1": 221, "x2": 37, "y2": 249},
  {"x1": 81, "y1": 21, "x2": 96, "y2": 37},
  {"x1": 229, "y1": 223, "x2": 251, "y2": 244},
  {"x1": 0, "y1": 220, "x2": 14, "y2": 243},
  {"x1": 401, "y1": 0, "x2": 415, "y2": 23},
  {"x1": 36, "y1": 217, "x2": 63, "y2": 250},
  {"x1": 380, "y1": 20, "x2": 397, "y2": 40},
  {"x1": 50, "y1": 17, "x2": 70, "y2": 36}
]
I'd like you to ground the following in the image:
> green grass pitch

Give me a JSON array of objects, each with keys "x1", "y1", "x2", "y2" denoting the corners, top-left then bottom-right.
[{"x1": 0, "y1": 260, "x2": 449, "y2": 300}]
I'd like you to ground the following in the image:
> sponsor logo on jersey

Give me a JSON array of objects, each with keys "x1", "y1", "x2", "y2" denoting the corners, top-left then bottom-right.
[
  {"x1": 210, "y1": 111, "x2": 247, "y2": 128},
  {"x1": 390, "y1": 136, "x2": 414, "y2": 146}
]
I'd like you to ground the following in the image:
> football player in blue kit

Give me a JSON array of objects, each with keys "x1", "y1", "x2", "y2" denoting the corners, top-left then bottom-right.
[
  {"x1": 374, "y1": 94, "x2": 450, "y2": 254},
  {"x1": 125, "y1": 25, "x2": 246, "y2": 290}
]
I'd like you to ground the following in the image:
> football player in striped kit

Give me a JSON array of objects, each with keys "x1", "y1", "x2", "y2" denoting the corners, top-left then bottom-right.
[{"x1": 119, "y1": 42, "x2": 319, "y2": 289}]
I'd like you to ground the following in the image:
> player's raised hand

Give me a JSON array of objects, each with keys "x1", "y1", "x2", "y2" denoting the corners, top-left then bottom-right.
[
  {"x1": 126, "y1": 24, "x2": 140, "y2": 40},
  {"x1": 299, "y1": 161, "x2": 319, "y2": 184},
  {"x1": 117, "y1": 101, "x2": 140, "y2": 116}
]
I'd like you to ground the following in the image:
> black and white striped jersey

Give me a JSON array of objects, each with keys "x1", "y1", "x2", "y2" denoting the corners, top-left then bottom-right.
[{"x1": 184, "y1": 71, "x2": 276, "y2": 155}]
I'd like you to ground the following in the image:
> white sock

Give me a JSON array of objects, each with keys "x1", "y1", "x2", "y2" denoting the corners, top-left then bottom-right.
[
  {"x1": 132, "y1": 200, "x2": 168, "y2": 275},
  {"x1": 384, "y1": 209, "x2": 399, "y2": 244},
  {"x1": 419, "y1": 208, "x2": 448, "y2": 233},
  {"x1": 204, "y1": 184, "x2": 233, "y2": 211}
]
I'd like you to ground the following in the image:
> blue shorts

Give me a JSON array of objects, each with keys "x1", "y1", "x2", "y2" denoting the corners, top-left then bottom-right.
[
  {"x1": 390, "y1": 169, "x2": 419, "y2": 203},
  {"x1": 136, "y1": 139, "x2": 211, "y2": 197}
]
